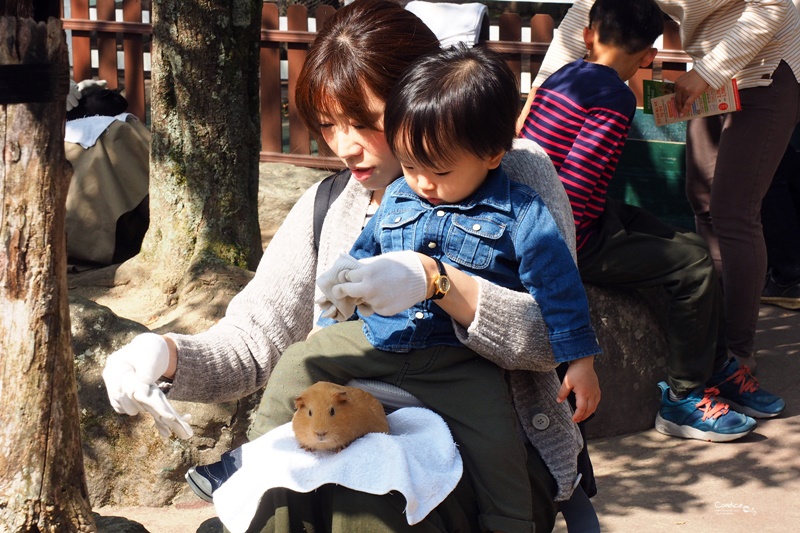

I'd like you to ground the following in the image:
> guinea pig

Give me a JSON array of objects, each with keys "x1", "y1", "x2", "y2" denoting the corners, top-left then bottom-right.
[{"x1": 292, "y1": 381, "x2": 390, "y2": 452}]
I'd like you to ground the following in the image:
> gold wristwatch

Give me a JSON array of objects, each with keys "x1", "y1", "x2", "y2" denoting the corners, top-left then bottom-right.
[{"x1": 430, "y1": 257, "x2": 451, "y2": 300}]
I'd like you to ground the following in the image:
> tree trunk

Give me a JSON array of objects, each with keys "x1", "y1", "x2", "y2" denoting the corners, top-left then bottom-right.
[
  {"x1": 0, "y1": 15, "x2": 96, "y2": 533},
  {"x1": 139, "y1": 0, "x2": 264, "y2": 293}
]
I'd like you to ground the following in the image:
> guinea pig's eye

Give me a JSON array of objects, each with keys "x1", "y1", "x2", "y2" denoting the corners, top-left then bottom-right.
[
  {"x1": 308, "y1": 409, "x2": 312, "y2": 416},
  {"x1": 330, "y1": 407, "x2": 335, "y2": 416}
]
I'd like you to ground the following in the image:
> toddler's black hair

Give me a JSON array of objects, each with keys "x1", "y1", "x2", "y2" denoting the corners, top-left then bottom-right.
[
  {"x1": 588, "y1": 0, "x2": 664, "y2": 55},
  {"x1": 384, "y1": 43, "x2": 519, "y2": 169}
]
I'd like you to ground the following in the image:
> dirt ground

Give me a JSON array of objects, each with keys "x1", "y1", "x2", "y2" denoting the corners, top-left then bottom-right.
[
  {"x1": 93, "y1": 500, "x2": 221, "y2": 532},
  {"x1": 69, "y1": 162, "x2": 330, "y2": 331}
]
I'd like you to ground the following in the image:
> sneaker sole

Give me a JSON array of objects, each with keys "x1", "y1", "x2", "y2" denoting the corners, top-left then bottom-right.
[
  {"x1": 719, "y1": 397, "x2": 784, "y2": 419},
  {"x1": 654, "y1": 413, "x2": 754, "y2": 442},
  {"x1": 185, "y1": 467, "x2": 214, "y2": 503},
  {"x1": 760, "y1": 295, "x2": 800, "y2": 310}
]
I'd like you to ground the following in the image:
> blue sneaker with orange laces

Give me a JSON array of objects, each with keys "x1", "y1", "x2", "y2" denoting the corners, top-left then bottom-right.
[
  {"x1": 655, "y1": 382, "x2": 756, "y2": 442},
  {"x1": 709, "y1": 357, "x2": 785, "y2": 419}
]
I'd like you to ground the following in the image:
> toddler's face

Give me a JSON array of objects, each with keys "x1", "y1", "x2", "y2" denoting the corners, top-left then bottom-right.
[{"x1": 399, "y1": 149, "x2": 503, "y2": 205}]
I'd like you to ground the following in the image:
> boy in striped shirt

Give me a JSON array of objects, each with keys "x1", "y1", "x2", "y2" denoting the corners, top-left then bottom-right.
[{"x1": 520, "y1": 0, "x2": 783, "y2": 443}]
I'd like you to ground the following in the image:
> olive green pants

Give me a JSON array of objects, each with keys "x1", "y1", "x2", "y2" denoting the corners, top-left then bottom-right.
[{"x1": 247, "y1": 320, "x2": 555, "y2": 533}]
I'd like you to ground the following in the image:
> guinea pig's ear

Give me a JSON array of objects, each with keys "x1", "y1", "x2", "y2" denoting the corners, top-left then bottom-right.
[
  {"x1": 294, "y1": 395, "x2": 306, "y2": 410},
  {"x1": 334, "y1": 391, "x2": 349, "y2": 405}
]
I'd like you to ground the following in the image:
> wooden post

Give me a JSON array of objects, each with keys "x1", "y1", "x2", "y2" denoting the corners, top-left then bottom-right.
[
  {"x1": 0, "y1": 15, "x2": 96, "y2": 533},
  {"x1": 287, "y1": 4, "x2": 311, "y2": 156},
  {"x1": 260, "y1": 1, "x2": 282, "y2": 154}
]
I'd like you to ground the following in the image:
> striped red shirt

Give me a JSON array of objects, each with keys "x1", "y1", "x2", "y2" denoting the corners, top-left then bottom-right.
[{"x1": 520, "y1": 60, "x2": 635, "y2": 250}]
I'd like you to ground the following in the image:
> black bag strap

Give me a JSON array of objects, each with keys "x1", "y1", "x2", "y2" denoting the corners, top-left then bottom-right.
[{"x1": 312, "y1": 169, "x2": 351, "y2": 253}]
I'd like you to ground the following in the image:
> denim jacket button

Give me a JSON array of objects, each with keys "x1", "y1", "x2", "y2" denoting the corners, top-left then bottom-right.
[
  {"x1": 532, "y1": 413, "x2": 550, "y2": 430},
  {"x1": 427, "y1": 242, "x2": 437, "y2": 249},
  {"x1": 394, "y1": 216, "x2": 402, "y2": 223},
  {"x1": 472, "y1": 223, "x2": 481, "y2": 231},
  {"x1": 415, "y1": 311, "x2": 424, "y2": 320},
  {"x1": 437, "y1": 210, "x2": 445, "y2": 217}
]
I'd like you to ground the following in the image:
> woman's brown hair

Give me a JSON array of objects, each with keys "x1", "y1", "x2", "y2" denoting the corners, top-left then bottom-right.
[{"x1": 296, "y1": 0, "x2": 440, "y2": 140}]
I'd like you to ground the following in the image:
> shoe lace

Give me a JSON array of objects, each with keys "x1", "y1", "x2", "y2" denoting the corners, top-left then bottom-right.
[
  {"x1": 724, "y1": 365, "x2": 760, "y2": 394},
  {"x1": 695, "y1": 387, "x2": 730, "y2": 421}
]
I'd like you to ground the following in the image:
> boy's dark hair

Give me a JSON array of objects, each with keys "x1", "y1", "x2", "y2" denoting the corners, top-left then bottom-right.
[
  {"x1": 384, "y1": 44, "x2": 519, "y2": 169},
  {"x1": 588, "y1": 0, "x2": 664, "y2": 55}
]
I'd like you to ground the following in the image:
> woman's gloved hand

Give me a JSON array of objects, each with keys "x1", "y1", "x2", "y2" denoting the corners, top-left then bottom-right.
[
  {"x1": 333, "y1": 251, "x2": 428, "y2": 317},
  {"x1": 102, "y1": 333, "x2": 193, "y2": 439}
]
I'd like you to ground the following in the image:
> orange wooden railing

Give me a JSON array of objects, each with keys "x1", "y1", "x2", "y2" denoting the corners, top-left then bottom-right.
[{"x1": 61, "y1": 2, "x2": 690, "y2": 169}]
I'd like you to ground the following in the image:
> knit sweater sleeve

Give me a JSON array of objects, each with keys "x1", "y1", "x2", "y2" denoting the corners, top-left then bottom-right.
[
  {"x1": 453, "y1": 138, "x2": 579, "y2": 371},
  {"x1": 166, "y1": 183, "x2": 322, "y2": 403}
]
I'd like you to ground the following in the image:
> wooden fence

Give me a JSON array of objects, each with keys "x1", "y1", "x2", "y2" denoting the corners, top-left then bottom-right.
[{"x1": 61, "y1": 1, "x2": 691, "y2": 169}]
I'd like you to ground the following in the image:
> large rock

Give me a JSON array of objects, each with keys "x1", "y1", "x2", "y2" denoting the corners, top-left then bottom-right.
[
  {"x1": 72, "y1": 285, "x2": 674, "y2": 507},
  {"x1": 71, "y1": 295, "x2": 259, "y2": 508},
  {"x1": 584, "y1": 285, "x2": 669, "y2": 439}
]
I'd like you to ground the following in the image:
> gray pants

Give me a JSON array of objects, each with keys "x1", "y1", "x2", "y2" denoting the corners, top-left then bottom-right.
[
  {"x1": 249, "y1": 320, "x2": 551, "y2": 533},
  {"x1": 686, "y1": 60, "x2": 800, "y2": 358}
]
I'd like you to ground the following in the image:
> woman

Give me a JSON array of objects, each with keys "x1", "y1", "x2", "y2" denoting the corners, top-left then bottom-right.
[{"x1": 102, "y1": 1, "x2": 596, "y2": 530}]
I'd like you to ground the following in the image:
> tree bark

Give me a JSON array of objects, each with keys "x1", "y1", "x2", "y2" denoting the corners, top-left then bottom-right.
[
  {"x1": 139, "y1": 0, "x2": 264, "y2": 292},
  {"x1": 0, "y1": 15, "x2": 96, "y2": 533}
]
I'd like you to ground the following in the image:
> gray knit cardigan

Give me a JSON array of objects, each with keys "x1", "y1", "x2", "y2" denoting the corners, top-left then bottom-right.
[{"x1": 168, "y1": 138, "x2": 584, "y2": 501}]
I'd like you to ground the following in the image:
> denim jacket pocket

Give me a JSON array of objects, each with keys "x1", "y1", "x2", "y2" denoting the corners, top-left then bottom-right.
[
  {"x1": 379, "y1": 209, "x2": 426, "y2": 251},
  {"x1": 445, "y1": 214, "x2": 506, "y2": 269}
]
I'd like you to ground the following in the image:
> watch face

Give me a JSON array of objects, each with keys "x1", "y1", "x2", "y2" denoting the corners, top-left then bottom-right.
[{"x1": 436, "y1": 276, "x2": 451, "y2": 294}]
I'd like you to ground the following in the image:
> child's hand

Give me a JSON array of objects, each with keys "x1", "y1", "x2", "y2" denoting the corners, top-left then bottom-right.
[
  {"x1": 557, "y1": 355, "x2": 601, "y2": 423},
  {"x1": 316, "y1": 252, "x2": 361, "y2": 321}
]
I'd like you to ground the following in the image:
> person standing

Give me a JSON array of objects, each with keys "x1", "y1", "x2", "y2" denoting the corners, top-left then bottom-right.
[{"x1": 522, "y1": 0, "x2": 795, "y2": 414}]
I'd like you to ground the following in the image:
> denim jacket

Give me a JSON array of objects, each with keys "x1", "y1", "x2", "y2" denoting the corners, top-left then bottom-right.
[{"x1": 350, "y1": 166, "x2": 600, "y2": 362}]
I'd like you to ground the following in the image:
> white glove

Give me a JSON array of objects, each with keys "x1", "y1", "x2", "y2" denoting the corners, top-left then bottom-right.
[
  {"x1": 316, "y1": 252, "x2": 363, "y2": 321},
  {"x1": 333, "y1": 251, "x2": 428, "y2": 317},
  {"x1": 102, "y1": 333, "x2": 193, "y2": 439},
  {"x1": 76, "y1": 78, "x2": 108, "y2": 92},
  {"x1": 66, "y1": 79, "x2": 81, "y2": 111}
]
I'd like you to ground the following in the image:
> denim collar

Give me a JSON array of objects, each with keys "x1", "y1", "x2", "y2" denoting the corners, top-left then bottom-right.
[{"x1": 389, "y1": 166, "x2": 513, "y2": 214}]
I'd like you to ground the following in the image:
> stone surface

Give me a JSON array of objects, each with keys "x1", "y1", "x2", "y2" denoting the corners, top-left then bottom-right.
[
  {"x1": 71, "y1": 295, "x2": 259, "y2": 508},
  {"x1": 584, "y1": 285, "x2": 669, "y2": 439}
]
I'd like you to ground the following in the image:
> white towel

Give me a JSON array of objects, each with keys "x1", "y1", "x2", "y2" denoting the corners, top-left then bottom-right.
[
  {"x1": 65, "y1": 113, "x2": 135, "y2": 148},
  {"x1": 213, "y1": 407, "x2": 463, "y2": 532},
  {"x1": 405, "y1": 1, "x2": 488, "y2": 48}
]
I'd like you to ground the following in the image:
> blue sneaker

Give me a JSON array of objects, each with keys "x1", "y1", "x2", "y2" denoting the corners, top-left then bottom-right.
[
  {"x1": 655, "y1": 382, "x2": 756, "y2": 442},
  {"x1": 185, "y1": 449, "x2": 241, "y2": 502},
  {"x1": 709, "y1": 358, "x2": 785, "y2": 418}
]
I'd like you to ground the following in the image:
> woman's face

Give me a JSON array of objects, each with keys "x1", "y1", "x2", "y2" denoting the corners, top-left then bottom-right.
[{"x1": 318, "y1": 93, "x2": 402, "y2": 193}]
